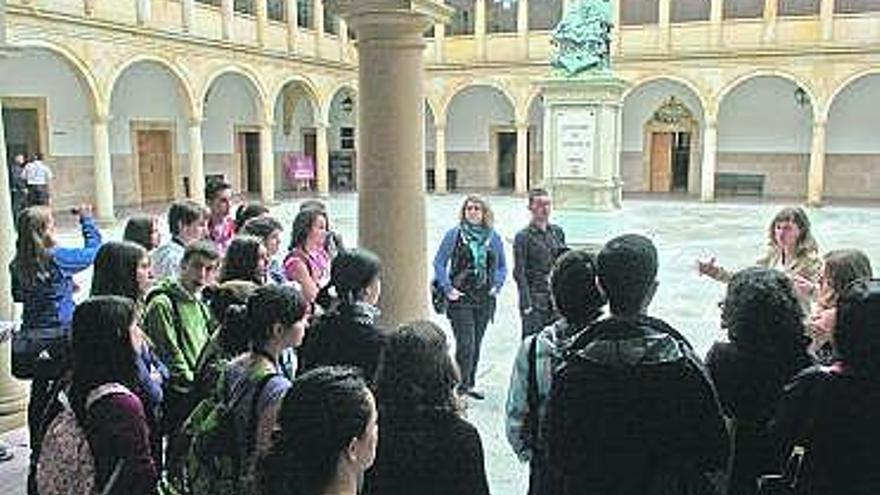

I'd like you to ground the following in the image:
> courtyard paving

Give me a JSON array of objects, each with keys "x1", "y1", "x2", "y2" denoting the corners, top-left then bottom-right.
[{"x1": 2, "y1": 193, "x2": 879, "y2": 495}]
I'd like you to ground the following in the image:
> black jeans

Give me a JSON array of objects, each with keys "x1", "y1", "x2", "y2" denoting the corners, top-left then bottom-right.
[
  {"x1": 521, "y1": 308, "x2": 554, "y2": 339},
  {"x1": 27, "y1": 378, "x2": 55, "y2": 495},
  {"x1": 447, "y1": 301, "x2": 492, "y2": 390}
]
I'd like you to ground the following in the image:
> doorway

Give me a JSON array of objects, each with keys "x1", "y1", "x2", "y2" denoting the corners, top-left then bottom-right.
[
  {"x1": 496, "y1": 131, "x2": 517, "y2": 190},
  {"x1": 136, "y1": 129, "x2": 174, "y2": 204},
  {"x1": 649, "y1": 131, "x2": 691, "y2": 193},
  {"x1": 2, "y1": 107, "x2": 40, "y2": 159},
  {"x1": 237, "y1": 131, "x2": 261, "y2": 195}
]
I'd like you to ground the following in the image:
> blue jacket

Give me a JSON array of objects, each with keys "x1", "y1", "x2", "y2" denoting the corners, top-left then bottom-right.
[
  {"x1": 432, "y1": 225, "x2": 507, "y2": 298},
  {"x1": 11, "y1": 216, "x2": 102, "y2": 331}
]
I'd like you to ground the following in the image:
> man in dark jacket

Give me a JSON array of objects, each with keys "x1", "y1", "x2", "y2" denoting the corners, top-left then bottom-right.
[
  {"x1": 513, "y1": 188, "x2": 567, "y2": 339},
  {"x1": 545, "y1": 234, "x2": 729, "y2": 495}
]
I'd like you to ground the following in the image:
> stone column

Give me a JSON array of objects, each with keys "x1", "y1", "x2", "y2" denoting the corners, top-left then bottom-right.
[
  {"x1": 314, "y1": 0, "x2": 324, "y2": 56},
  {"x1": 612, "y1": 0, "x2": 622, "y2": 56},
  {"x1": 517, "y1": 0, "x2": 529, "y2": 59},
  {"x1": 434, "y1": 124, "x2": 448, "y2": 193},
  {"x1": 222, "y1": 0, "x2": 234, "y2": 40},
  {"x1": 658, "y1": 0, "x2": 671, "y2": 50},
  {"x1": 0, "y1": 0, "x2": 5, "y2": 45},
  {"x1": 315, "y1": 122, "x2": 329, "y2": 194},
  {"x1": 136, "y1": 0, "x2": 152, "y2": 26},
  {"x1": 820, "y1": 0, "x2": 834, "y2": 41},
  {"x1": 259, "y1": 121, "x2": 276, "y2": 204},
  {"x1": 475, "y1": 0, "x2": 487, "y2": 61},
  {"x1": 339, "y1": 19, "x2": 349, "y2": 60},
  {"x1": 92, "y1": 115, "x2": 115, "y2": 222},
  {"x1": 287, "y1": 0, "x2": 298, "y2": 51},
  {"x1": 515, "y1": 121, "x2": 529, "y2": 193},
  {"x1": 701, "y1": 119, "x2": 718, "y2": 201},
  {"x1": 181, "y1": 0, "x2": 194, "y2": 31},
  {"x1": 763, "y1": 0, "x2": 778, "y2": 43},
  {"x1": 710, "y1": 0, "x2": 723, "y2": 48},
  {"x1": 339, "y1": 0, "x2": 452, "y2": 324},
  {"x1": 256, "y1": 0, "x2": 268, "y2": 47},
  {"x1": 0, "y1": 97, "x2": 28, "y2": 431},
  {"x1": 807, "y1": 119, "x2": 827, "y2": 206},
  {"x1": 434, "y1": 22, "x2": 446, "y2": 64},
  {"x1": 188, "y1": 118, "x2": 206, "y2": 204}
]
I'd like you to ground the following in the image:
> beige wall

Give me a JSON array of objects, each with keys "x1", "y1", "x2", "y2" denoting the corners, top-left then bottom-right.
[
  {"x1": 825, "y1": 155, "x2": 880, "y2": 199},
  {"x1": 717, "y1": 153, "x2": 810, "y2": 198}
]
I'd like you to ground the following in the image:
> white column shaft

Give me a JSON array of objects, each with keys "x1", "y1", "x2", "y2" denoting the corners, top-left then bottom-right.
[
  {"x1": 763, "y1": 0, "x2": 778, "y2": 42},
  {"x1": 435, "y1": 23, "x2": 446, "y2": 64},
  {"x1": 475, "y1": 0, "x2": 486, "y2": 60},
  {"x1": 0, "y1": 99, "x2": 15, "y2": 319},
  {"x1": 820, "y1": 0, "x2": 834, "y2": 41},
  {"x1": 182, "y1": 0, "x2": 194, "y2": 31},
  {"x1": 808, "y1": 121, "x2": 827, "y2": 206},
  {"x1": 435, "y1": 126, "x2": 447, "y2": 193},
  {"x1": 518, "y1": 0, "x2": 529, "y2": 58},
  {"x1": 260, "y1": 123, "x2": 275, "y2": 204},
  {"x1": 701, "y1": 120, "x2": 718, "y2": 201},
  {"x1": 256, "y1": 0, "x2": 267, "y2": 46},
  {"x1": 515, "y1": 123, "x2": 529, "y2": 193},
  {"x1": 710, "y1": 0, "x2": 723, "y2": 47},
  {"x1": 222, "y1": 0, "x2": 234, "y2": 40},
  {"x1": 92, "y1": 118, "x2": 115, "y2": 221},
  {"x1": 316, "y1": 124, "x2": 329, "y2": 194},
  {"x1": 287, "y1": 0, "x2": 298, "y2": 51},
  {"x1": 136, "y1": 0, "x2": 152, "y2": 25},
  {"x1": 658, "y1": 0, "x2": 671, "y2": 49},
  {"x1": 188, "y1": 121, "x2": 205, "y2": 204}
]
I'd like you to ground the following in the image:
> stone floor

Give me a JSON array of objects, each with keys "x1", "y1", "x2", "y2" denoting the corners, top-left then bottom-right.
[{"x1": 2, "y1": 193, "x2": 879, "y2": 494}]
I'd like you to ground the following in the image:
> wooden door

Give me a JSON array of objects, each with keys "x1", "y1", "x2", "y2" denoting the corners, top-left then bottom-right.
[
  {"x1": 137, "y1": 130, "x2": 173, "y2": 204},
  {"x1": 650, "y1": 132, "x2": 673, "y2": 192}
]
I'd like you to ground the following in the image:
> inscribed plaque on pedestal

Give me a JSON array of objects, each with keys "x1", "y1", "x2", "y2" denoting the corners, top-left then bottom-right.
[{"x1": 554, "y1": 106, "x2": 597, "y2": 178}]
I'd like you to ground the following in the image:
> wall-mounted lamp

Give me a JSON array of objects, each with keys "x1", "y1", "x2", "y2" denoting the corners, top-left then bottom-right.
[
  {"x1": 794, "y1": 87, "x2": 809, "y2": 108},
  {"x1": 340, "y1": 95, "x2": 354, "y2": 114}
]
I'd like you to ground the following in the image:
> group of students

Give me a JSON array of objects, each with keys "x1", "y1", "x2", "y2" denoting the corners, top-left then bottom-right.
[
  {"x1": 8, "y1": 152, "x2": 53, "y2": 219},
  {"x1": 503, "y1": 206, "x2": 880, "y2": 495},
  {"x1": 7, "y1": 179, "x2": 880, "y2": 495},
  {"x1": 8, "y1": 178, "x2": 480, "y2": 495}
]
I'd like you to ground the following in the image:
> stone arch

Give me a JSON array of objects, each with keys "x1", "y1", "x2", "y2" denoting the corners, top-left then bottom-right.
[
  {"x1": 824, "y1": 68, "x2": 880, "y2": 122},
  {"x1": 199, "y1": 64, "x2": 269, "y2": 121},
  {"x1": 716, "y1": 70, "x2": 818, "y2": 115},
  {"x1": 624, "y1": 74, "x2": 710, "y2": 118},
  {"x1": 320, "y1": 80, "x2": 358, "y2": 124},
  {"x1": 107, "y1": 55, "x2": 197, "y2": 120},
  {"x1": 7, "y1": 39, "x2": 101, "y2": 118},
  {"x1": 441, "y1": 78, "x2": 518, "y2": 127},
  {"x1": 622, "y1": 77, "x2": 707, "y2": 194},
  {"x1": 269, "y1": 75, "x2": 321, "y2": 116}
]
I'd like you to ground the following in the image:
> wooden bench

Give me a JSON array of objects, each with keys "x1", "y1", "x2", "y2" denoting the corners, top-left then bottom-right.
[{"x1": 715, "y1": 172, "x2": 765, "y2": 197}]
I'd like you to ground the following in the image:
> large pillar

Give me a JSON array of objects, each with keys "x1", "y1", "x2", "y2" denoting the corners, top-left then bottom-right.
[
  {"x1": 92, "y1": 115, "x2": 115, "y2": 222},
  {"x1": 763, "y1": 0, "x2": 778, "y2": 43},
  {"x1": 517, "y1": 0, "x2": 529, "y2": 59},
  {"x1": 515, "y1": 121, "x2": 529, "y2": 193},
  {"x1": 286, "y1": 0, "x2": 298, "y2": 51},
  {"x1": 314, "y1": 0, "x2": 325, "y2": 56},
  {"x1": 807, "y1": 119, "x2": 827, "y2": 206},
  {"x1": 475, "y1": 0, "x2": 487, "y2": 61},
  {"x1": 339, "y1": 19, "x2": 349, "y2": 60},
  {"x1": 710, "y1": 0, "x2": 723, "y2": 48},
  {"x1": 434, "y1": 22, "x2": 446, "y2": 64},
  {"x1": 181, "y1": 0, "x2": 194, "y2": 31},
  {"x1": 259, "y1": 121, "x2": 276, "y2": 204},
  {"x1": 136, "y1": 0, "x2": 152, "y2": 26},
  {"x1": 0, "y1": 98, "x2": 28, "y2": 432},
  {"x1": 701, "y1": 118, "x2": 718, "y2": 201},
  {"x1": 658, "y1": 0, "x2": 671, "y2": 50},
  {"x1": 256, "y1": 0, "x2": 268, "y2": 47},
  {"x1": 434, "y1": 124, "x2": 448, "y2": 193},
  {"x1": 820, "y1": 0, "x2": 834, "y2": 41},
  {"x1": 339, "y1": 0, "x2": 453, "y2": 324},
  {"x1": 188, "y1": 118, "x2": 206, "y2": 204},
  {"x1": 315, "y1": 122, "x2": 329, "y2": 194},
  {"x1": 222, "y1": 0, "x2": 234, "y2": 40}
]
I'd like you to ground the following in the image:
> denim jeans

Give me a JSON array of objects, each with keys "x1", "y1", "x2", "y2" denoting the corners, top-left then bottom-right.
[{"x1": 447, "y1": 301, "x2": 492, "y2": 390}]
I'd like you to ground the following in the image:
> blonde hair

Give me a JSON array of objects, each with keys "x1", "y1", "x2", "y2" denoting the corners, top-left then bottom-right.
[{"x1": 458, "y1": 195, "x2": 494, "y2": 229}]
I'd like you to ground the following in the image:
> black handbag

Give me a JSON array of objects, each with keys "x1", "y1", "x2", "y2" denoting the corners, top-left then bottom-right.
[{"x1": 11, "y1": 325, "x2": 71, "y2": 380}]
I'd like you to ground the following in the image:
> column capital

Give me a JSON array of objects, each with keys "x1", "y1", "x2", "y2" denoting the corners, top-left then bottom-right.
[
  {"x1": 434, "y1": 122, "x2": 447, "y2": 132},
  {"x1": 93, "y1": 114, "x2": 111, "y2": 126},
  {"x1": 315, "y1": 120, "x2": 330, "y2": 130},
  {"x1": 188, "y1": 117, "x2": 204, "y2": 127},
  {"x1": 261, "y1": 119, "x2": 276, "y2": 129},
  {"x1": 516, "y1": 121, "x2": 530, "y2": 130},
  {"x1": 813, "y1": 118, "x2": 828, "y2": 128},
  {"x1": 338, "y1": 0, "x2": 453, "y2": 35}
]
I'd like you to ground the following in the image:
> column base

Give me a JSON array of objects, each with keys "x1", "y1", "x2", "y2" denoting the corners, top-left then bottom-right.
[{"x1": 549, "y1": 179, "x2": 622, "y2": 211}]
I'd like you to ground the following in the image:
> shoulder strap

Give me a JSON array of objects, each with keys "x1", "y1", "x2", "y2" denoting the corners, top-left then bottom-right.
[
  {"x1": 85, "y1": 383, "x2": 136, "y2": 411},
  {"x1": 526, "y1": 335, "x2": 540, "y2": 450},
  {"x1": 245, "y1": 373, "x2": 279, "y2": 456},
  {"x1": 147, "y1": 289, "x2": 194, "y2": 371}
]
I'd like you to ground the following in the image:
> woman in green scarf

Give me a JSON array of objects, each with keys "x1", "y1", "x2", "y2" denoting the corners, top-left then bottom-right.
[{"x1": 432, "y1": 195, "x2": 508, "y2": 400}]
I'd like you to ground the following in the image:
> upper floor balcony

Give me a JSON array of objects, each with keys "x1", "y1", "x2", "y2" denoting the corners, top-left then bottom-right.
[{"x1": 7, "y1": 0, "x2": 880, "y2": 67}]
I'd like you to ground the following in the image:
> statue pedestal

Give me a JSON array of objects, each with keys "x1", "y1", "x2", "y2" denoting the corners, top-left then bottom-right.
[{"x1": 540, "y1": 74, "x2": 629, "y2": 210}]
